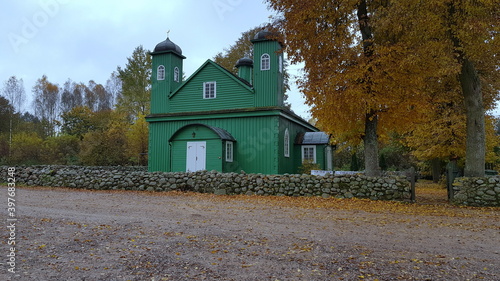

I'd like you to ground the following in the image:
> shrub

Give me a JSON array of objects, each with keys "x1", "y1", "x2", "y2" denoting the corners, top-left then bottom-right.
[{"x1": 298, "y1": 160, "x2": 320, "y2": 174}]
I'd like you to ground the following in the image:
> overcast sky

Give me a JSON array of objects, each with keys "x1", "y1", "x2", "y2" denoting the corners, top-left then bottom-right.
[{"x1": 1, "y1": 0, "x2": 311, "y2": 119}]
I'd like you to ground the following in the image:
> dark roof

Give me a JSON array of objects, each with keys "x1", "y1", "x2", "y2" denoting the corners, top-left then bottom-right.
[
  {"x1": 295, "y1": 132, "x2": 330, "y2": 145},
  {"x1": 251, "y1": 28, "x2": 285, "y2": 47},
  {"x1": 252, "y1": 29, "x2": 277, "y2": 41},
  {"x1": 169, "y1": 123, "x2": 235, "y2": 142},
  {"x1": 209, "y1": 126, "x2": 236, "y2": 141},
  {"x1": 235, "y1": 57, "x2": 253, "y2": 68},
  {"x1": 152, "y1": 37, "x2": 184, "y2": 57}
]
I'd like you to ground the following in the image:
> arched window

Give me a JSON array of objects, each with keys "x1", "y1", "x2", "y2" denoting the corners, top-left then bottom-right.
[
  {"x1": 261, "y1": 53, "x2": 270, "y2": 70},
  {"x1": 284, "y1": 128, "x2": 290, "y2": 158},
  {"x1": 174, "y1": 67, "x2": 180, "y2": 82},
  {"x1": 157, "y1": 65, "x2": 165, "y2": 80}
]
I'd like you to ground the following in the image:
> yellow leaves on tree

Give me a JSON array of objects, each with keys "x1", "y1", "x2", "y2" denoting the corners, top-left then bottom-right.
[
  {"x1": 125, "y1": 114, "x2": 149, "y2": 166},
  {"x1": 10, "y1": 132, "x2": 43, "y2": 165},
  {"x1": 267, "y1": 0, "x2": 499, "y2": 175},
  {"x1": 268, "y1": 0, "x2": 438, "y2": 175},
  {"x1": 77, "y1": 110, "x2": 149, "y2": 166},
  {"x1": 79, "y1": 110, "x2": 129, "y2": 166},
  {"x1": 407, "y1": 101, "x2": 500, "y2": 165}
]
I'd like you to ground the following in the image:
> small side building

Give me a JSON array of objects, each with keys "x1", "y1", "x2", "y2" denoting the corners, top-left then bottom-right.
[{"x1": 146, "y1": 29, "x2": 334, "y2": 174}]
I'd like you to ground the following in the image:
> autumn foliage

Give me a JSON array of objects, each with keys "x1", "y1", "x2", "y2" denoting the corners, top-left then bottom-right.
[
  {"x1": 0, "y1": 46, "x2": 150, "y2": 166},
  {"x1": 267, "y1": 0, "x2": 500, "y2": 175}
]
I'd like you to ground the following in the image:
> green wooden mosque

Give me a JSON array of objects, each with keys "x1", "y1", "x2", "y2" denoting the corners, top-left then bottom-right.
[{"x1": 146, "y1": 29, "x2": 334, "y2": 174}]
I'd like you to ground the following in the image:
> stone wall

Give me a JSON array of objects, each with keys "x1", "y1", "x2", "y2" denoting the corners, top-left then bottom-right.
[
  {"x1": 452, "y1": 177, "x2": 500, "y2": 207},
  {"x1": 1, "y1": 166, "x2": 411, "y2": 201}
]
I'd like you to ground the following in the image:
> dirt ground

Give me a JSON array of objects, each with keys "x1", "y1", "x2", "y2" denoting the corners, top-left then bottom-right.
[{"x1": 1, "y1": 184, "x2": 499, "y2": 281}]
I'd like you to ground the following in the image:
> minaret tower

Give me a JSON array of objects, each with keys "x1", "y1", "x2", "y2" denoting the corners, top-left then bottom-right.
[
  {"x1": 251, "y1": 29, "x2": 285, "y2": 107},
  {"x1": 150, "y1": 35, "x2": 186, "y2": 114}
]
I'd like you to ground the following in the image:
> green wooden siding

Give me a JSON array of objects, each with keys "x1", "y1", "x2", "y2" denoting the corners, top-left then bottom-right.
[
  {"x1": 315, "y1": 145, "x2": 326, "y2": 170},
  {"x1": 151, "y1": 53, "x2": 184, "y2": 114},
  {"x1": 148, "y1": 113, "x2": 281, "y2": 174},
  {"x1": 253, "y1": 40, "x2": 284, "y2": 107},
  {"x1": 169, "y1": 62, "x2": 254, "y2": 113},
  {"x1": 170, "y1": 140, "x2": 186, "y2": 171},
  {"x1": 278, "y1": 117, "x2": 317, "y2": 174}
]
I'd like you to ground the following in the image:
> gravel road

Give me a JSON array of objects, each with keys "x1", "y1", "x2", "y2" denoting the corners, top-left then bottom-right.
[{"x1": 2, "y1": 186, "x2": 499, "y2": 280}]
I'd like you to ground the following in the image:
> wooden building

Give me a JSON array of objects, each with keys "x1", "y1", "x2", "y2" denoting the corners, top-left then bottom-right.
[{"x1": 146, "y1": 29, "x2": 333, "y2": 174}]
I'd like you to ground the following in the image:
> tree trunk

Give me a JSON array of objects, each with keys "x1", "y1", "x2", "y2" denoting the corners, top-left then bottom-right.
[
  {"x1": 357, "y1": 0, "x2": 380, "y2": 177},
  {"x1": 364, "y1": 113, "x2": 381, "y2": 176},
  {"x1": 431, "y1": 158, "x2": 441, "y2": 183},
  {"x1": 460, "y1": 59, "x2": 485, "y2": 177}
]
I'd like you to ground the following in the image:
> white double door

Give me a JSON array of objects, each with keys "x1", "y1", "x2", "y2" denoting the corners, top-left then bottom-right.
[{"x1": 186, "y1": 141, "x2": 206, "y2": 172}]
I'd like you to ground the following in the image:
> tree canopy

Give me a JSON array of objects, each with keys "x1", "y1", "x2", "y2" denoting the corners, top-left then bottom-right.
[
  {"x1": 117, "y1": 45, "x2": 152, "y2": 119},
  {"x1": 266, "y1": 0, "x2": 499, "y2": 176}
]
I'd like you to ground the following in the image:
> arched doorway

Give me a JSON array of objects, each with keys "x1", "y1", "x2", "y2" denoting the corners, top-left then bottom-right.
[{"x1": 169, "y1": 123, "x2": 235, "y2": 172}]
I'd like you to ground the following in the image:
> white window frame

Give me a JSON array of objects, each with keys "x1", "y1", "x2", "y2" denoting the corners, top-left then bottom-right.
[
  {"x1": 261, "y1": 53, "x2": 270, "y2": 71},
  {"x1": 284, "y1": 129, "x2": 290, "y2": 158},
  {"x1": 173, "y1": 67, "x2": 180, "y2": 82},
  {"x1": 157, "y1": 65, "x2": 165, "y2": 80},
  {"x1": 226, "y1": 141, "x2": 233, "y2": 162},
  {"x1": 203, "y1": 81, "x2": 216, "y2": 99},
  {"x1": 301, "y1": 145, "x2": 316, "y2": 163}
]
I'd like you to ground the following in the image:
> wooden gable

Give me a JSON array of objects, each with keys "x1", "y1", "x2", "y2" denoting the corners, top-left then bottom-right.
[{"x1": 168, "y1": 60, "x2": 254, "y2": 113}]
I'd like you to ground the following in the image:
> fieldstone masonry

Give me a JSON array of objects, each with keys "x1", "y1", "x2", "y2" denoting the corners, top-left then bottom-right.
[
  {"x1": 1, "y1": 165, "x2": 414, "y2": 201},
  {"x1": 452, "y1": 177, "x2": 500, "y2": 207}
]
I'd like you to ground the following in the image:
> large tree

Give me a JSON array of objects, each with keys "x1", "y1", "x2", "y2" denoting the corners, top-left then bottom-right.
[
  {"x1": 2, "y1": 76, "x2": 26, "y2": 113},
  {"x1": 32, "y1": 75, "x2": 60, "y2": 137},
  {"x1": 117, "y1": 45, "x2": 152, "y2": 118},
  {"x1": 267, "y1": 0, "x2": 499, "y2": 176},
  {"x1": 380, "y1": 0, "x2": 499, "y2": 176},
  {"x1": 267, "y1": 0, "x2": 431, "y2": 176},
  {"x1": 105, "y1": 71, "x2": 122, "y2": 109},
  {"x1": 60, "y1": 79, "x2": 76, "y2": 114},
  {"x1": 2, "y1": 76, "x2": 25, "y2": 154},
  {"x1": 444, "y1": 0, "x2": 498, "y2": 176},
  {"x1": 0, "y1": 96, "x2": 15, "y2": 134}
]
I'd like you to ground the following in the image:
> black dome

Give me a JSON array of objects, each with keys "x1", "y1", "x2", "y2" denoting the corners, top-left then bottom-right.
[
  {"x1": 153, "y1": 37, "x2": 182, "y2": 55},
  {"x1": 253, "y1": 29, "x2": 276, "y2": 41},
  {"x1": 235, "y1": 57, "x2": 253, "y2": 68}
]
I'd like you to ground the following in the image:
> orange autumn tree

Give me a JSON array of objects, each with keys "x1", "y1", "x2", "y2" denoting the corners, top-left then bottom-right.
[
  {"x1": 381, "y1": 0, "x2": 499, "y2": 176},
  {"x1": 435, "y1": 0, "x2": 498, "y2": 176},
  {"x1": 267, "y1": 0, "x2": 499, "y2": 176},
  {"x1": 266, "y1": 0, "x2": 438, "y2": 176}
]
